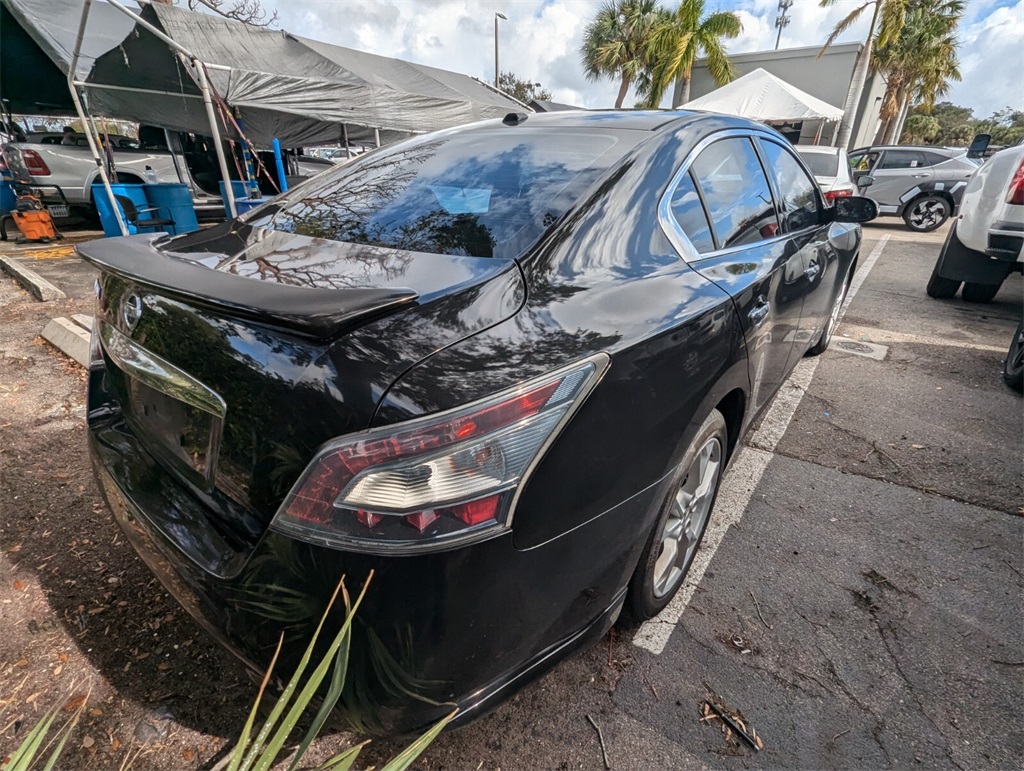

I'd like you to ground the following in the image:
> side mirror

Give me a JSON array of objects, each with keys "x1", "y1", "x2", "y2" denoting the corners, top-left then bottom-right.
[
  {"x1": 833, "y1": 195, "x2": 878, "y2": 223},
  {"x1": 858, "y1": 175, "x2": 874, "y2": 188}
]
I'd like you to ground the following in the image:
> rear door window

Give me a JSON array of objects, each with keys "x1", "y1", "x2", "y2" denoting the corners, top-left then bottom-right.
[
  {"x1": 258, "y1": 131, "x2": 628, "y2": 259},
  {"x1": 690, "y1": 137, "x2": 780, "y2": 249},
  {"x1": 878, "y1": 150, "x2": 927, "y2": 169},
  {"x1": 759, "y1": 140, "x2": 821, "y2": 232}
]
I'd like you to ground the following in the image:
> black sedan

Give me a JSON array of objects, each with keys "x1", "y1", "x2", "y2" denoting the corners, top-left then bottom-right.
[{"x1": 80, "y1": 110, "x2": 876, "y2": 734}]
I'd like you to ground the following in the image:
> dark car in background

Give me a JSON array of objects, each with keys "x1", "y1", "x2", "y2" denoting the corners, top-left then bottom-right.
[{"x1": 80, "y1": 110, "x2": 876, "y2": 733}]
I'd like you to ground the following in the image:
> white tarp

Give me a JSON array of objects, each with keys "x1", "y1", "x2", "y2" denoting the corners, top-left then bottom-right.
[{"x1": 681, "y1": 68, "x2": 843, "y2": 122}]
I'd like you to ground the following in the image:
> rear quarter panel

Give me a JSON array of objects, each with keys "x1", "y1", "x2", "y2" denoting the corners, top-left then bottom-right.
[{"x1": 956, "y1": 147, "x2": 1024, "y2": 252}]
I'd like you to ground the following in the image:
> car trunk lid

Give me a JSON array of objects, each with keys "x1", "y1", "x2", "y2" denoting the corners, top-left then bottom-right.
[{"x1": 82, "y1": 225, "x2": 524, "y2": 570}]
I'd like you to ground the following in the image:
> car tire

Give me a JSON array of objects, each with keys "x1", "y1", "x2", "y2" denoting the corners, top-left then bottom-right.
[
  {"x1": 806, "y1": 264, "x2": 853, "y2": 356},
  {"x1": 962, "y1": 282, "x2": 1001, "y2": 303},
  {"x1": 926, "y1": 267, "x2": 961, "y2": 299},
  {"x1": 903, "y1": 195, "x2": 951, "y2": 233},
  {"x1": 1004, "y1": 319, "x2": 1024, "y2": 393},
  {"x1": 626, "y1": 409, "x2": 727, "y2": 621}
]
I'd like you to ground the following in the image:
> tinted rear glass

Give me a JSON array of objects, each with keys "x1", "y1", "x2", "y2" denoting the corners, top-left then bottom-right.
[
  {"x1": 254, "y1": 131, "x2": 627, "y2": 259},
  {"x1": 798, "y1": 151, "x2": 840, "y2": 177}
]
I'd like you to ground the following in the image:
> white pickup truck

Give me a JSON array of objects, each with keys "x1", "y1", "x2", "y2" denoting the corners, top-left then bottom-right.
[
  {"x1": 2, "y1": 128, "x2": 334, "y2": 220},
  {"x1": 1, "y1": 130, "x2": 226, "y2": 218}
]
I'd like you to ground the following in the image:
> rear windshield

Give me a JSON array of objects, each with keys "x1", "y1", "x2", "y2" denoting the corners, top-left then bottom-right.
[
  {"x1": 798, "y1": 151, "x2": 840, "y2": 177},
  {"x1": 254, "y1": 130, "x2": 626, "y2": 259}
]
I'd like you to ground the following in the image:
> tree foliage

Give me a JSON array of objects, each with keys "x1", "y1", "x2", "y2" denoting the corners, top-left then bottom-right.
[
  {"x1": 497, "y1": 72, "x2": 553, "y2": 104},
  {"x1": 903, "y1": 101, "x2": 1024, "y2": 146},
  {"x1": 579, "y1": 0, "x2": 740, "y2": 109},
  {"x1": 580, "y1": 0, "x2": 662, "y2": 108},
  {"x1": 871, "y1": 0, "x2": 962, "y2": 143},
  {"x1": 638, "y1": 0, "x2": 742, "y2": 108}
]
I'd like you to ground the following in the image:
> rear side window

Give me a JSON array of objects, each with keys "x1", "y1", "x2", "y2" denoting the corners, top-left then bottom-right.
[
  {"x1": 798, "y1": 151, "x2": 840, "y2": 177},
  {"x1": 690, "y1": 137, "x2": 780, "y2": 249},
  {"x1": 760, "y1": 140, "x2": 820, "y2": 231},
  {"x1": 259, "y1": 131, "x2": 625, "y2": 259},
  {"x1": 921, "y1": 150, "x2": 951, "y2": 166},
  {"x1": 668, "y1": 171, "x2": 714, "y2": 253},
  {"x1": 878, "y1": 150, "x2": 926, "y2": 169}
]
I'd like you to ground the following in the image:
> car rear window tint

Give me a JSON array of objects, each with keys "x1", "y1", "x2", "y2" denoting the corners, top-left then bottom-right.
[
  {"x1": 691, "y1": 138, "x2": 780, "y2": 249},
  {"x1": 669, "y1": 171, "x2": 715, "y2": 253},
  {"x1": 797, "y1": 151, "x2": 839, "y2": 177},
  {"x1": 257, "y1": 131, "x2": 625, "y2": 259}
]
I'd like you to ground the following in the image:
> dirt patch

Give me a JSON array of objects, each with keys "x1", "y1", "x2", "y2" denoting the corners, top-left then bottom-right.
[{"x1": 0, "y1": 276, "x2": 261, "y2": 769}]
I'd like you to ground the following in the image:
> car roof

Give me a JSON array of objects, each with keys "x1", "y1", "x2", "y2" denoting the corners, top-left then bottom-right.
[
  {"x1": 794, "y1": 145, "x2": 841, "y2": 155},
  {"x1": 476, "y1": 109, "x2": 769, "y2": 135},
  {"x1": 855, "y1": 144, "x2": 958, "y2": 156}
]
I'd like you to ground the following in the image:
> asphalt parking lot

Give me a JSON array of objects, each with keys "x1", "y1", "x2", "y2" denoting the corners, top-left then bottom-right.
[{"x1": 1, "y1": 220, "x2": 1021, "y2": 769}]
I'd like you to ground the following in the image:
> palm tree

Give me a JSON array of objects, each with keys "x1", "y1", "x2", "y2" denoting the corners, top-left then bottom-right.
[
  {"x1": 871, "y1": 0, "x2": 962, "y2": 144},
  {"x1": 818, "y1": 0, "x2": 913, "y2": 148},
  {"x1": 638, "y1": 0, "x2": 742, "y2": 109},
  {"x1": 580, "y1": 0, "x2": 661, "y2": 109}
]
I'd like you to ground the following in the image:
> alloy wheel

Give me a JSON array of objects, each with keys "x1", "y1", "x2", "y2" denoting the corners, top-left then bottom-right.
[
  {"x1": 907, "y1": 199, "x2": 946, "y2": 230},
  {"x1": 652, "y1": 436, "x2": 722, "y2": 598}
]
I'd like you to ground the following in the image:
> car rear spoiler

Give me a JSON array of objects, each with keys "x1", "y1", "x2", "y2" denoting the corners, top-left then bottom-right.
[{"x1": 77, "y1": 235, "x2": 418, "y2": 339}]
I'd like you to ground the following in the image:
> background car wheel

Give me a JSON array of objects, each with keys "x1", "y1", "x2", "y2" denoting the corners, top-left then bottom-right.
[
  {"x1": 806, "y1": 265, "x2": 853, "y2": 356},
  {"x1": 627, "y1": 409, "x2": 727, "y2": 621},
  {"x1": 962, "y1": 282, "x2": 1001, "y2": 303},
  {"x1": 1005, "y1": 320, "x2": 1024, "y2": 392},
  {"x1": 903, "y1": 195, "x2": 950, "y2": 233}
]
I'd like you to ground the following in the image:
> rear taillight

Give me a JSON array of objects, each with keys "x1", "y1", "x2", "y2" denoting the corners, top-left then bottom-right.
[
  {"x1": 271, "y1": 355, "x2": 609, "y2": 554},
  {"x1": 1006, "y1": 159, "x2": 1024, "y2": 205},
  {"x1": 22, "y1": 150, "x2": 51, "y2": 176},
  {"x1": 824, "y1": 188, "x2": 854, "y2": 204}
]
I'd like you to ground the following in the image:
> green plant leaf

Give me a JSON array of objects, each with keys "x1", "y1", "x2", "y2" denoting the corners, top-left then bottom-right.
[
  {"x1": 237, "y1": 575, "x2": 352, "y2": 771},
  {"x1": 378, "y1": 709, "x2": 458, "y2": 771},
  {"x1": 40, "y1": 710, "x2": 84, "y2": 771},
  {"x1": 288, "y1": 619, "x2": 352, "y2": 770},
  {"x1": 4, "y1": 704, "x2": 62, "y2": 771},
  {"x1": 252, "y1": 573, "x2": 372, "y2": 771},
  {"x1": 228, "y1": 633, "x2": 285, "y2": 771},
  {"x1": 314, "y1": 740, "x2": 369, "y2": 771}
]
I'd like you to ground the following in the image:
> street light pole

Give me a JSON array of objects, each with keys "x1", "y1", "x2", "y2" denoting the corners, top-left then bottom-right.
[{"x1": 494, "y1": 12, "x2": 507, "y2": 87}]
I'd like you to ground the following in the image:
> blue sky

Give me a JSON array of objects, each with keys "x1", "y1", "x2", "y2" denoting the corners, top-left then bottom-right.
[{"x1": 257, "y1": 0, "x2": 1024, "y2": 117}]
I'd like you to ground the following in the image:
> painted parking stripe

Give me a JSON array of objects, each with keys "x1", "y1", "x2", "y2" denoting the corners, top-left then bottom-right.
[{"x1": 633, "y1": 235, "x2": 891, "y2": 655}]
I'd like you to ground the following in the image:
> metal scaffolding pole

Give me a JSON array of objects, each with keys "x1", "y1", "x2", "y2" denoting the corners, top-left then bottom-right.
[
  {"x1": 67, "y1": 0, "x2": 127, "y2": 236},
  {"x1": 69, "y1": 0, "x2": 238, "y2": 220}
]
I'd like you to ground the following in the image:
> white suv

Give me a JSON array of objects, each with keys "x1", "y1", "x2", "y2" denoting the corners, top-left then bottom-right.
[{"x1": 927, "y1": 144, "x2": 1024, "y2": 302}]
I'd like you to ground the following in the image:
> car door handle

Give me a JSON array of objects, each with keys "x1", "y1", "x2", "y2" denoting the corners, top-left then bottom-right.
[
  {"x1": 806, "y1": 260, "x2": 822, "y2": 282},
  {"x1": 748, "y1": 297, "x2": 770, "y2": 327},
  {"x1": 912, "y1": 173, "x2": 929, "y2": 178}
]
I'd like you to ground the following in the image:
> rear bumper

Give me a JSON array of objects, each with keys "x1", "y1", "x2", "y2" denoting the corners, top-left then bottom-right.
[
  {"x1": 87, "y1": 401, "x2": 648, "y2": 734},
  {"x1": 936, "y1": 221, "x2": 1022, "y2": 285}
]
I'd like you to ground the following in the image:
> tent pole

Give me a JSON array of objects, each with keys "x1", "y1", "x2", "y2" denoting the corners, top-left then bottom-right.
[
  {"x1": 813, "y1": 120, "x2": 823, "y2": 145},
  {"x1": 374, "y1": 128, "x2": 381, "y2": 148},
  {"x1": 67, "y1": 0, "x2": 127, "y2": 236},
  {"x1": 98, "y1": 0, "x2": 236, "y2": 217},
  {"x1": 193, "y1": 60, "x2": 237, "y2": 218},
  {"x1": 343, "y1": 124, "x2": 350, "y2": 159}
]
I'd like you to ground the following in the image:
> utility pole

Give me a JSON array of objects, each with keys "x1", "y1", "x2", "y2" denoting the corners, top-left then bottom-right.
[
  {"x1": 494, "y1": 12, "x2": 507, "y2": 87},
  {"x1": 774, "y1": 0, "x2": 792, "y2": 50}
]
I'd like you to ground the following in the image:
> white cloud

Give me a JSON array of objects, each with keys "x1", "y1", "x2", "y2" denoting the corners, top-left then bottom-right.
[{"x1": 257, "y1": 0, "x2": 1022, "y2": 114}]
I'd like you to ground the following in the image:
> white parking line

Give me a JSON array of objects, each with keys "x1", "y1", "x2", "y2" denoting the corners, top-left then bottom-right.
[{"x1": 633, "y1": 235, "x2": 891, "y2": 654}]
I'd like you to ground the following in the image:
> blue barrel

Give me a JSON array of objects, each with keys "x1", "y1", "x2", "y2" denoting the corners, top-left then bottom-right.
[
  {"x1": 0, "y1": 176, "x2": 16, "y2": 216},
  {"x1": 218, "y1": 180, "x2": 262, "y2": 218},
  {"x1": 144, "y1": 183, "x2": 199, "y2": 235},
  {"x1": 92, "y1": 183, "x2": 149, "y2": 237}
]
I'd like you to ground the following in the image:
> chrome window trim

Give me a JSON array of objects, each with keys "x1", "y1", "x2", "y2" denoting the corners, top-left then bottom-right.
[{"x1": 658, "y1": 128, "x2": 792, "y2": 262}]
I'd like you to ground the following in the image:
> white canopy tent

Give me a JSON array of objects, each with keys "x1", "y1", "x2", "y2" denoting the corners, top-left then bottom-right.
[{"x1": 680, "y1": 68, "x2": 843, "y2": 144}]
